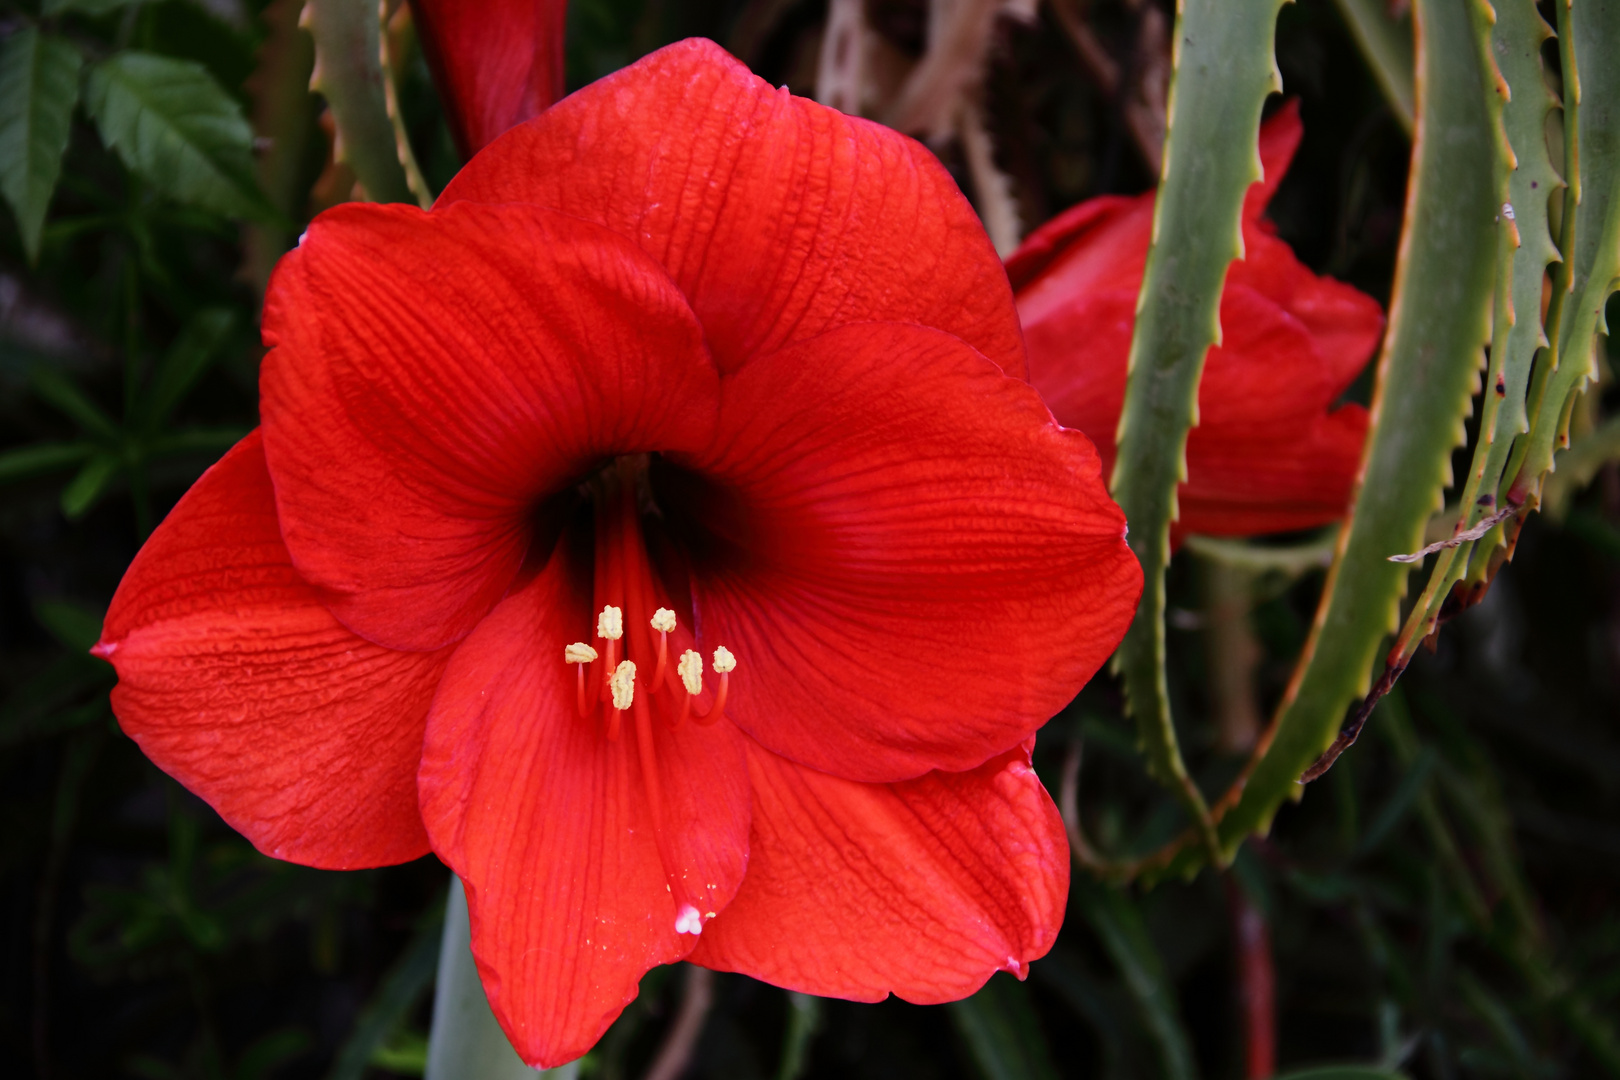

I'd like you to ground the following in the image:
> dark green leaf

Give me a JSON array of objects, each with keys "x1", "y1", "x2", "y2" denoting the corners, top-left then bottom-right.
[
  {"x1": 236, "y1": 1028, "x2": 313, "y2": 1080},
  {"x1": 0, "y1": 440, "x2": 95, "y2": 485},
  {"x1": 147, "y1": 425, "x2": 250, "y2": 457},
  {"x1": 1272, "y1": 1069, "x2": 1411, "y2": 1080},
  {"x1": 1071, "y1": 876, "x2": 1198, "y2": 1080},
  {"x1": 947, "y1": 974, "x2": 1060, "y2": 1080},
  {"x1": 60, "y1": 449, "x2": 120, "y2": 518},
  {"x1": 327, "y1": 912, "x2": 442, "y2": 1080},
  {"x1": 33, "y1": 599, "x2": 104, "y2": 652},
  {"x1": 1331, "y1": 0, "x2": 1415, "y2": 135},
  {"x1": 30, "y1": 365, "x2": 119, "y2": 439},
  {"x1": 139, "y1": 306, "x2": 234, "y2": 431},
  {"x1": 41, "y1": 0, "x2": 144, "y2": 14},
  {"x1": 776, "y1": 992, "x2": 822, "y2": 1080},
  {"x1": 0, "y1": 27, "x2": 83, "y2": 262},
  {"x1": 84, "y1": 51, "x2": 274, "y2": 221}
]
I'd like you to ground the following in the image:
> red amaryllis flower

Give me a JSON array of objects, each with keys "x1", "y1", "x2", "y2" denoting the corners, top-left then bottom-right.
[
  {"x1": 94, "y1": 41, "x2": 1141, "y2": 1067},
  {"x1": 410, "y1": 0, "x2": 569, "y2": 156},
  {"x1": 1007, "y1": 102, "x2": 1384, "y2": 538}
]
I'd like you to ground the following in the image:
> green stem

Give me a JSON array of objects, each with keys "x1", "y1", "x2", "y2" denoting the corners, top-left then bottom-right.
[{"x1": 425, "y1": 877, "x2": 568, "y2": 1080}]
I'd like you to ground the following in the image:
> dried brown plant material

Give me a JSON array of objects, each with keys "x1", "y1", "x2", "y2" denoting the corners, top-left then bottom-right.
[
  {"x1": 817, "y1": 0, "x2": 870, "y2": 113},
  {"x1": 886, "y1": 0, "x2": 1001, "y2": 138}
]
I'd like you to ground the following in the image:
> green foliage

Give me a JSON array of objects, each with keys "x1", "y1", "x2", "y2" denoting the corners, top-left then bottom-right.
[
  {"x1": 1110, "y1": 0, "x2": 1285, "y2": 862},
  {"x1": 42, "y1": 0, "x2": 144, "y2": 15},
  {"x1": 1194, "y1": 0, "x2": 1499, "y2": 864},
  {"x1": 947, "y1": 974, "x2": 1060, "y2": 1080},
  {"x1": 1329, "y1": 0, "x2": 1414, "y2": 134},
  {"x1": 0, "y1": 27, "x2": 83, "y2": 261},
  {"x1": 301, "y1": 0, "x2": 418, "y2": 205},
  {"x1": 85, "y1": 51, "x2": 274, "y2": 222}
]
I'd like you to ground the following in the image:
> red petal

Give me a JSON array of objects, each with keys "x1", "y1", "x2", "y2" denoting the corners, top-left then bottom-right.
[
  {"x1": 1230, "y1": 226, "x2": 1385, "y2": 392},
  {"x1": 411, "y1": 0, "x2": 568, "y2": 157},
  {"x1": 1179, "y1": 405, "x2": 1368, "y2": 537},
  {"x1": 418, "y1": 537, "x2": 750, "y2": 1068},
  {"x1": 260, "y1": 201, "x2": 718, "y2": 652},
  {"x1": 1003, "y1": 194, "x2": 1140, "y2": 293},
  {"x1": 689, "y1": 737, "x2": 1068, "y2": 1002},
  {"x1": 670, "y1": 321, "x2": 1141, "y2": 783},
  {"x1": 98, "y1": 433, "x2": 446, "y2": 869},
  {"x1": 439, "y1": 39, "x2": 1026, "y2": 379}
]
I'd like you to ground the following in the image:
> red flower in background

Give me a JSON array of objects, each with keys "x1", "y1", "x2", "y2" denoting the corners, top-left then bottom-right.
[
  {"x1": 1008, "y1": 102, "x2": 1385, "y2": 538},
  {"x1": 410, "y1": 0, "x2": 569, "y2": 156},
  {"x1": 93, "y1": 42, "x2": 1141, "y2": 1067}
]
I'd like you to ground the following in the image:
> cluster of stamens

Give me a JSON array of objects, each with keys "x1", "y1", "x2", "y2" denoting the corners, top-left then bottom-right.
[{"x1": 564, "y1": 606, "x2": 737, "y2": 740}]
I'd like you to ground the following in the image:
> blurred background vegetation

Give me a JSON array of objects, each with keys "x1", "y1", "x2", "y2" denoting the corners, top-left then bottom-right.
[{"x1": 0, "y1": 0, "x2": 1616, "y2": 1077}]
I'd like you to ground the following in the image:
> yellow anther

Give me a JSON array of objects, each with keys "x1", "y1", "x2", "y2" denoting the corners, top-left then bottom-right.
[
  {"x1": 712, "y1": 646, "x2": 736, "y2": 674},
  {"x1": 565, "y1": 642, "x2": 598, "y2": 664},
  {"x1": 610, "y1": 660, "x2": 636, "y2": 710},
  {"x1": 677, "y1": 650, "x2": 703, "y2": 696},
  {"x1": 650, "y1": 608, "x2": 677, "y2": 633},
  {"x1": 597, "y1": 606, "x2": 623, "y2": 640}
]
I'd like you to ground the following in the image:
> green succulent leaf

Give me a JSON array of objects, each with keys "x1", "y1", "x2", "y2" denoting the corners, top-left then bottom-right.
[
  {"x1": 0, "y1": 28, "x2": 83, "y2": 262},
  {"x1": 1386, "y1": 0, "x2": 1560, "y2": 665},
  {"x1": 301, "y1": 0, "x2": 418, "y2": 205},
  {"x1": 84, "y1": 51, "x2": 275, "y2": 221},
  {"x1": 1511, "y1": 0, "x2": 1620, "y2": 501},
  {"x1": 1109, "y1": 0, "x2": 1285, "y2": 861},
  {"x1": 1332, "y1": 0, "x2": 1416, "y2": 135},
  {"x1": 1177, "y1": 0, "x2": 1500, "y2": 870}
]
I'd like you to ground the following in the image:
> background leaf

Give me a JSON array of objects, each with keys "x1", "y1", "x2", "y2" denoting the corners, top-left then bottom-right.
[
  {"x1": 0, "y1": 27, "x2": 83, "y2": 261},
  {"x1": 84, "y1": 51, "x2": 274, "y2": 221}
]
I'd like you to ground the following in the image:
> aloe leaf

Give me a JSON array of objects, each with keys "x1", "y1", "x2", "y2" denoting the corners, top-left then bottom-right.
[
  {"x1": 1332, "y1": 0, "x2": 1416, "y2": 135},
  {"x1": 1110, "y1": 0, "x2": 1285, "y2": 861},
  {"x1": 947, "y1": 974, "x2": 1061, "y2": 1080},
  {"x1": 85, "y1": 52, "x2": 276, "y2": 222},
  {"x1": 1174, "y1": 0, "x2": 1498, "y2": 864},
  {"x1": 301, "y1": 0, "x2": 417, "y2": 205},
  {"x1": 0, "y1": 28, "x2": 83, "y2": 262},
  {"x1": 1387, "y1": 0, "x2": 1560, "y2": 663},
  {"x1": 1509, "y1": 0, "x2": 1620, "y2": 505}
]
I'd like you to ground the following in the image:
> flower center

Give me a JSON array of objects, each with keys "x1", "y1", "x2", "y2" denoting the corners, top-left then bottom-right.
[{"x1": 561, "y1": 456, "x2": 738, "y2": 935}]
